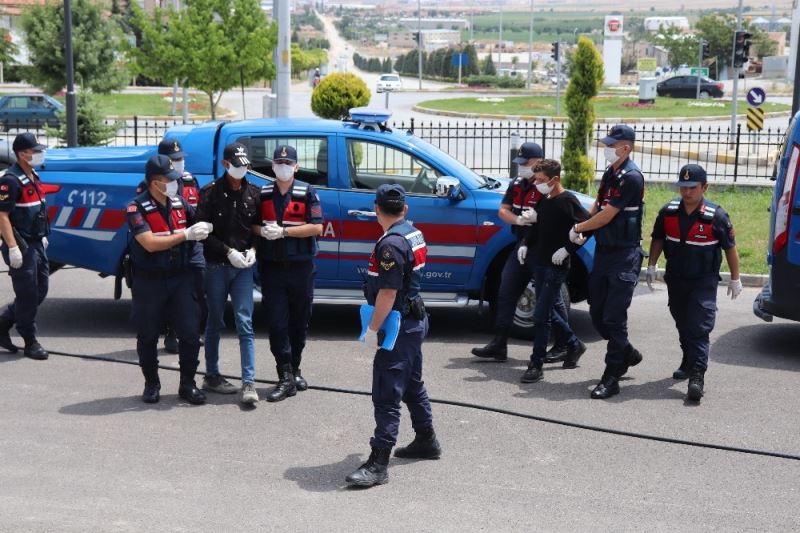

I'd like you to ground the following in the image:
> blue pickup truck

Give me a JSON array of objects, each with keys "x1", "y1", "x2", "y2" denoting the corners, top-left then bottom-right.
[
  {"x1": 36, "y1": 113, "x2": 595, "y2": 338},
  {"x1": 754, "y1": 111, "x2": 800, "y2": 323}
]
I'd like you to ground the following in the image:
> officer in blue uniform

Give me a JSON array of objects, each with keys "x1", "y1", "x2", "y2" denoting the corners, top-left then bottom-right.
[
  {"x1": 126, "y1": 154, "x2": 213, "y2": 404},
  {"x1": 346, "y1": 184, "x2": 441, "y2": 488},
  {"x1": 646, "y1": 164, "x2": 741, "y2": 402},
  {"x1": 0, "y1": 133, "x2": 50, "y2": 360},
  {"x1": 253, "y1": 145, "x2": 324, "y2": 402},
  {"x1": 571, "y1": 125, "x2": 645, "y2": 399}
]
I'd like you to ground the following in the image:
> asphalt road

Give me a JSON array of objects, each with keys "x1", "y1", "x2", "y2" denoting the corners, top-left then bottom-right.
[{"x1": 0, "y1": 266, "x2": 799, "y2": 531}]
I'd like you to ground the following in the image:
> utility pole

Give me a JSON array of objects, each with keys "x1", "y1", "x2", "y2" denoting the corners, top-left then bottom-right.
[
  {"x1": 527, "y1": 0, "x2": 534, "y2": 90},
  {"x1": 275, "y1": 0, "x2": 291, "y2": 118},
  {"x1": 470, "y1": 3, "x2": 474, "y2": 42},
  {"x1": 555, "y1": 41, "x2": 562, "y2": 116},
  {"x1": 498, "y1": 8, "x2": 503, "y2": 65},
  {"x1": 417, "y1": 0, "x2": 422, "y2": 90},
  {"x1": 729, "y1": 0, "x2": 744, "y2": 140},
  {"x1": 64, "y1": 0, "x2": 77, "y2": 147}
]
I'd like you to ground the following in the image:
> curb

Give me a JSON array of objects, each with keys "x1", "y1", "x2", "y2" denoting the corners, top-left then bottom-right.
[
  {"x1": 639, "y1": 267, "x2": 767, "y2": 288},
  {"x1": 106, "y1": 111, "x2": 237, "y2": 121},
  {"x1": 412, "y1": 104, "x2": 790, "y2": 124}
]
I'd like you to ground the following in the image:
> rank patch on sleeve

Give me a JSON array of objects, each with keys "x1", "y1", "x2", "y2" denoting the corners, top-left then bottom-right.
[
  {"x1": 380, "y1": 260, "x2": 396, "y2": 271},
  {"x1": 0, "y1": 193, "x2": 8, "y2": 201}
]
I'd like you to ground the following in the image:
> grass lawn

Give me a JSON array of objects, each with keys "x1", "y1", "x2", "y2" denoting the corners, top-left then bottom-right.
[
  {"x1": 419, "y1": 96, "x2": 791, "y2": 119},
  {"x1": 589, "y1": 184, "x2": 772, "y2": 275},
  {"x1": 54, "y1": 92, "x2": 214, "y2": 117}
]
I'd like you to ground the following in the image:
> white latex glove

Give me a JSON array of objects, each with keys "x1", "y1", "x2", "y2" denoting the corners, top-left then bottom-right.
[
  {"x1": 185, "y1": 222, "x2": 213, "y2": 241},
  {"x1": 569, "y1": 226, "x2": 586, "y2": 245},
  {"x1": 517, "y1": 245, "x2": 528, "y2": 265},
  {"x1": 360, "y1": 327, "x2": 380, "y2": 353},
  {"x1": 261, "y1": 223, "x2": 284, "y2": 241},
  {"x1": 515, "y1": 214, "x2": 534, "y2": 226},
  {"x1": 551, "y1": 247, "x2": 569, "y2": 266},
  {"x1": 645, "y1": 265, "x2": 656, "y2": 291},
  {"x1": 727, "y1": 278, "x2": 743, "y2": 300},
  {"x1": 227, "y1": 249, "x2": 249, "y2": 268},
  {"x1": 243, "y1": 248, "x2": 256, "y2": 267},
  {"x1": 8, "y1": 246, "x2": 22, "y2": 269},
  {"x1": 519, "y1": 208, "x2": 537, "y2": 225},
  {"x1": 42, "y1": 237, "x2": 48, "y2": 249}
]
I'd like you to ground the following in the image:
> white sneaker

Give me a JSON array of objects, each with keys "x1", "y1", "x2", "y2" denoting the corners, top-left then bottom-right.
[{"x1": 240, "y1": 382, "x2": 259, "y2": 404}]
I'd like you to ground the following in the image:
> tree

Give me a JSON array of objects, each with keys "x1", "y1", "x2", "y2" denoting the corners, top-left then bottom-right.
[
  {"x1": 561, "y1": 36, "x2": 603, "y2": 193},
  {"x1": 652, "y1": 25, "x2": 698, "y2": 68},
  {"x1": 46, "y1": 89, "x2": 119, "y2": 146},
  {"x1": 20, "y1": 0, "x2": 128, "y2": 94},
  {"x1": 695, "y1": 14, "x2": 777, "y2": 75},
  {"x1": 464, "y1": 45, "x2": 480, "y2": 76},
  {"x1": 130, "y1": 0, "x2": 277, "y2": 119},
  {"x1": 482, "y1": 55, "x2": 496, "y2": 76},
  {"x1": 0, "y1": 29, "x2": 18, "y2": 68},
  {"x1": 310, "y1": 72, "x2": 370, "y2": 120}
]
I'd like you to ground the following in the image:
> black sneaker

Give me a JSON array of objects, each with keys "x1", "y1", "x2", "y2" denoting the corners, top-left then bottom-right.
[
  {"x1": 543, "y1": 345, "x2": 568, "y2": 364},
  {"x1": 520, "y1": 363, "x2": 543, "y2": 383},
  {"x1": 562, "y1": 340, "x2": 587, "y2": 369},
  {"x1": 202, "y1": 374, "x2": 238, "y2": 394}
]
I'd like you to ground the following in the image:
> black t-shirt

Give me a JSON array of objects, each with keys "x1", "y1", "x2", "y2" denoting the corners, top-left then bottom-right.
[{"x1": 527, "y1": 191, "x2": 590, "y2": 267}]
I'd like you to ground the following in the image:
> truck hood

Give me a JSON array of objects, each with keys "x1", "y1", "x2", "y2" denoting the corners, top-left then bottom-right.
[{"x1": 41, "y1": 145, "x2": 155, "y2": 173}]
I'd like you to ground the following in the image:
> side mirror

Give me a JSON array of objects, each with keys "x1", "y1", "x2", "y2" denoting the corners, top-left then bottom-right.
[{"x1": 435, "y1": 176, "x2": 463, "y2": 201}]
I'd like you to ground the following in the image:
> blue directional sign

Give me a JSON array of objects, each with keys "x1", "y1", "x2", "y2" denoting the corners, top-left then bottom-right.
[
  {"x1": 747, "y1": 87, "x2": 766, "y2": 107},
  {"x1": 452, "y1": 53, "x2": 469, "y2": 67}
]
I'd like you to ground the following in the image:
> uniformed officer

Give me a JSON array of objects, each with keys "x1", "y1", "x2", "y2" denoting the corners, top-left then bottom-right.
[
  {"x1": 346, "y1": 184, "x2": 441, "y2": 488},
  {"x1": 0, "y1": 133, "x2": 50, "y2": 360},
  {"x1": 196, "y1": 143, "x2": 260, "y2": 404},
  {"x1": 646, "y1": 164, "x2": 741, "y2": 402},
  {"x1": 127, "y1": 154, "x2": 212, "y2": 404},
  {"x1": 253, "y1": 145, "x2": 323, "y2": 402},
  {"x1": 570, "y1": 124, "x2": 645, "y2": 399}
]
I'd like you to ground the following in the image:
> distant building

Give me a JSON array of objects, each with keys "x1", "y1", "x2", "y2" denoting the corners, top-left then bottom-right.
[
  {"x1": 389, "y1": 29, "x2": 460, "y2": 51},
  {"x1": 644, "y1": 16, "x2": 690, "y2": 33},
  {"x1": 398, "y1": 17, "x2": 469, "y2": 31}
]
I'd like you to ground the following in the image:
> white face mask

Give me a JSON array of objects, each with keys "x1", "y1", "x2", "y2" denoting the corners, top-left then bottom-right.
[
  {"x1": 227, "y1": 165, "x2": 247, "y2": 180},
  {"x1": 29, "y1": 151, "x2": 45, "y2": 167},
  {"x1": 604, "y1": 147, "x2": 620, "y2": 164},
  {"x1": 273, "y1": 163, "x2": 295, "y2": 182},
  {"x1": 535, "y1": 181, "x2": 553, "y2": 195},
  {"x1": 172, "y1": 159, "x2": 185, "y2": 175},
  {"x1": 517, "y1": 165, "x2": 534, "y2": 179},
  {"x1": 163, "y1": 180, "x2": 179, "y2": 198}
]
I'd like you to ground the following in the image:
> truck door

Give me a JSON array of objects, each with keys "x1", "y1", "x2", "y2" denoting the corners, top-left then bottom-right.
[{"x1": 334, "y1": 135, "x2": 478, "y2": 289}]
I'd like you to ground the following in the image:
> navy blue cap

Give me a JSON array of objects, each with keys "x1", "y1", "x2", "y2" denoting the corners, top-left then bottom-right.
[
  {"x1": 375, "y1": 183, "x2": 406, "y2": 206},
  {"x1": 601, "y1": 124, "x2": 636, "y2": 145},
  {"x1": 223, "y1": 143, "x2": 251, "y2": 167},
  {"x1": 12, "y1": 132, "x2": 46, "y2": 153},
  {"x1": 158, "y1": 138, "x2": 185, "y2": 160},
  {"x1": 272, "y1": 144, "x2": 297, "y2": 163},
  {"x1": 145, "y1": 154, "x2": 181, "y2": 181},
  {"x1": 678, "y1": 164, "x2": 707, "y2": 187},
  {"x1": 512, "y1": 142, "x2": 544, "y2": 164}
]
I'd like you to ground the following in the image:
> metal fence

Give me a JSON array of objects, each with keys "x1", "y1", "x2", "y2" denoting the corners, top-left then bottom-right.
[
  {"x1": 398, "y1": 118, "x2": 785, "y2": 183},
  {"x1": 3, "y1": 116, "x2": 785, "y2": 183}
]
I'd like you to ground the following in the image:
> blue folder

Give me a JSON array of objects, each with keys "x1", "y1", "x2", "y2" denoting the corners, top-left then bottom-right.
[{"x1": 359, "y1": 304, "x2": 402, "y2": 351}]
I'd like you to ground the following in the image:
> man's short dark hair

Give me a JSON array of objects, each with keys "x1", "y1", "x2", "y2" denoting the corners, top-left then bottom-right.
[
  {"x1": 533, "y1": 159, "x2": 561, "y2": 178},
  {"x1": 377, "y1": 198, "x2": 404, "y2": 215}
]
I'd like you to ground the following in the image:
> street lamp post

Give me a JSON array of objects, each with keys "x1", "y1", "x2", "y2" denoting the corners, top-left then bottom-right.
[
  {"x1": 64, "y1": 0, "x2": 77, "y2": 147},
  {"x1": 527, "y1": 0, "x2": 534, "y2": 90},
  {"x1": 417, "y1": 0, "x2": 422, "y2": 90}
]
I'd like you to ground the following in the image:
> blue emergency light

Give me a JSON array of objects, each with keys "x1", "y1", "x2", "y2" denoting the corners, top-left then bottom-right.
[{"x1": 348, "y1": 107, "x2": 392, "y2": 131}]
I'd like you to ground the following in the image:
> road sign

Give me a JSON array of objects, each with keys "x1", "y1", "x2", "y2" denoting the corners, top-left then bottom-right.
[
  {"x1": 689, "y1": 67, "x2": 709, "y2": 77},
  {"x1": 637, "y1": 58, "x2": 657, "y2": 72},
  {"x1": 452, "y1": 53, "x2": 469, "y2": 67},
  {"x1": 747, "y1": 106, "x2": 765, "y2": 131},
  {"x1": 746, "y1": 87, "x2": 766, "y2": 107}
]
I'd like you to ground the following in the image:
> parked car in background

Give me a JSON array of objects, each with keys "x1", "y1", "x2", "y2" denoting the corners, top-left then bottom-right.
[
  {"x1": 376, "y1": 74, "x2": 402, "y2": 93},
  {"x1": 0, "y1": 93, "x2": 63, "y2": 130},
  {"x1": 0, "y1": 138, "x2": 15, "y2": 170},
  {"x1": 656, "y1": 76, "x2": 724, "y2": 99}
]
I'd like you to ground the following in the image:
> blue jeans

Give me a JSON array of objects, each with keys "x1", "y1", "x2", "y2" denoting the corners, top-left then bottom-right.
[
  {"x1": 204, "y1": 262, "x2": 256, "y2": 383},
  {"x1": 531, "y1": 264, "x2": 578, "y2": 367}
]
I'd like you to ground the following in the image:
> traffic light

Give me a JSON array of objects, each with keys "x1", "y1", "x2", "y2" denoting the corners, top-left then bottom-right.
[
  {"x1": 701, "y1": 39, "x2": 710, "y2": 61},
  {"x1": 412, "y1": 31, "x2": 420, "y2": 45},
  {"x1": 551, "y1": 42, "x2": 560, "y2": 62},
  {"x1": 733, "y1": 30, "x2": 753, "y2": 68}
]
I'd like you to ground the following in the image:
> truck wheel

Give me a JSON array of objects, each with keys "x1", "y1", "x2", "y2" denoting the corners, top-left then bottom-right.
[{"x1": 508, "y1": 282, "x2": 571, "y2": 341}]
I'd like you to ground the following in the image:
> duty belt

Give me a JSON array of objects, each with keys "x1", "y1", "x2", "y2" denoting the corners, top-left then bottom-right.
[{"x1": 133, "y1": 268, "x2": 187, "y2": 280}]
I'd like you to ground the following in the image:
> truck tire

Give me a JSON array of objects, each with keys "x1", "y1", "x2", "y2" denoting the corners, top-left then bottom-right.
[{"x1": 508, "y1": 282, "x2": 571, "y2": 341}]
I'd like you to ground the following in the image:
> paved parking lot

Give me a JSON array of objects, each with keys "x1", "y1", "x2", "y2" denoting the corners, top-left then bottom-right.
[{"x1": 1, "y1": 267, "x2": 799, "y2": 532}]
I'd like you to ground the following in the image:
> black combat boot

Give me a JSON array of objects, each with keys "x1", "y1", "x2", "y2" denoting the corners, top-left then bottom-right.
[
  {"x1": 0, "y1": 318, "x2": 17, "y2": 353},
  {"x1": 293, "y1": 368, "x2": 308, "y2": 391},
  {"x1": 23, "y1": 337, "x2": 48, "y2": 360},
  {"x1": 687, "y1": 368, "x2": 705, "y2": 402},
  {"x1": 520, "y1": 362, "x2": 544, "y2": 383},
  {"x1": 624, "y1": 344, "x2": 643, "y2": 367},
  {"x1": 394, "y1": 429, "x2": 442, "y2": 459},
  {"x1": 163, "y1": 326, "x2": 179, "y2": 354},
  {"x1": 346, "y1": 447, "x2": 391, "y2": 487},
  {"x1": 470, "y1": 327, "x2": 508, "y2": 361},
  {"x1": 266, "y1": 364, "x2": 297, "y2": 402},
  {"x1": 178, "y1": 374, "x2": 206, "y2": 405},
  {"x1": 562, "y1": 339, "x2": 587, "y2": 369},
  {"x1": 141, "y1": 368, "x2": 161, "y2": 404},
  {"x1": 673, "y1": 354, "x2": 690, "y2": 380},
  {"x1": 591, "y1": 374, "x2": 620, "y2": 399}
]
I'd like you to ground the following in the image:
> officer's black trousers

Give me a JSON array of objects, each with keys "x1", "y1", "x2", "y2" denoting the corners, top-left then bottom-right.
[
  {"x1": 666, "y1": 274, "x2": 717, "y2": 371},
  {"x1": 1, "y1": 240, "x2": 49, "y2": 339},
  {"x1": 260, "y1": 260, "x2": 315, "y2": 369},
  {"x1": 131, "y1": 273, "x2": 200, "y2": 380}
]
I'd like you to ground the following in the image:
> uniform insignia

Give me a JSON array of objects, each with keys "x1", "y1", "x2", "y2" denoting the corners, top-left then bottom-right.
[
  {"x1": 382, "y1": 248, "x2": 392, "y2": 259},
  {"x1": 173, "y1": 142, "x2": 180, "y2": 152},
  {"x1": 0, "y1": 193, "x2": 7, "y2": 201},
  {"x1": 0, "y1": 184, "x2": 8, "y2": 192},
  {"x1": 380, "y1": 260, "x2": 395, "y2": 271},
  {"x1": 127, "y1": 205, "x2": 138, "y2": 213},
  {"x1": 682, "y1": 169, "x2": 690, "y2": 181},
  {"x1": 699, "y1": 224, "x2": 704, "y2": 233},
  {"x1": 27, "y1": 189, "x2": 34, "y2": 196},
  {"x1": 281, "y1": 146, "x2": 288, "y2": 157}
]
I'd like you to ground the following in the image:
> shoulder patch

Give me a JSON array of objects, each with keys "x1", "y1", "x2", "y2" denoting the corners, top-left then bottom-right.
[
  {"x1": 127, "y1": 204, "x2": 138, "y2": 213},
  {"x1": 380, "y1": 260, "x2": 396, "y2": 271},
  {"x1": 382, "y1": 247, "x2": 393, "y2": 259},
  {"x1": 0, "y1": 183, "x2": 8, "y2": 192}
]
